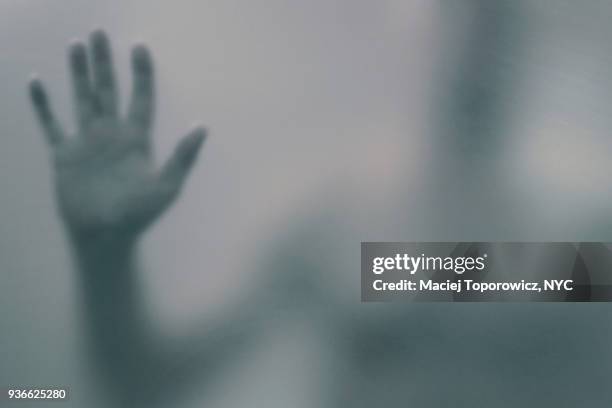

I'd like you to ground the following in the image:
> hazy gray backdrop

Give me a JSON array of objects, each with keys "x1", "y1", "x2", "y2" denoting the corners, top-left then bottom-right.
[{"x1": 3, "y1": 1, "x2": 612, "y2": 407}]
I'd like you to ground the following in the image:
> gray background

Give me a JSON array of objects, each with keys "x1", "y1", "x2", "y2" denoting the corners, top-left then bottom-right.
[{"x1": 3, "y1": 1, "x2": 612, "y2": 407}]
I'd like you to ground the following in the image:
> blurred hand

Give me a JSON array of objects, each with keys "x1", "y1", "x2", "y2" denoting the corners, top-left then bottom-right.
[{"x1": 29, "y1": 30, "x2": 205, "y2": 241}]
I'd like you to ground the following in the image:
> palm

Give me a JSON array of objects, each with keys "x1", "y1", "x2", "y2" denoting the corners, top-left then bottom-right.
[
  {"x1": 30, "y1": 30, "x2": 205, "y2": 237},
  {"x1": 55, "y1": 118, "x2": 159, "y2": 233}
]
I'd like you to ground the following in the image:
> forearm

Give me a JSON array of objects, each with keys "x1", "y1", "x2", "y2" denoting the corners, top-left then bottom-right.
[
  {"x1": 71, "y1": 234, "x2": 154, "y2": 387},
  {"x1": 72, "y1": 232, "x2": 143, "y2": 332},
  {"x1": 70, "y1": 232, "x2": 268, "y2": 401}
]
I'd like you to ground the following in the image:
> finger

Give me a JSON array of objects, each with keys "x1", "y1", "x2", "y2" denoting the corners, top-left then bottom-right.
[
  {"x1": 127, "y1": 44, "x2": 154, "y2": 136},
  {"x1": 68, "y1": 41, "x2": 96, "y2": 130},
  {"x1": 90, "y1": 29, "x2": 118, "y2": 116},
  {"x1": 159, "y1": 126, "x2": 206, "y2": 190},
  {"x1": 28, "y1": 76, "x2": 65, "y2": 147}
]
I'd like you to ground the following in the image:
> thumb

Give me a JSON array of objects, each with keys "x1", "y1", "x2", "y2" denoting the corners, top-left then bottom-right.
[{"x1": 159, "y1": 125, "x2": 206, "y2": 190}]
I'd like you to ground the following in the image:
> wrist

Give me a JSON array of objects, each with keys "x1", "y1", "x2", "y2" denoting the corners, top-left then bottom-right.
[{"x1": 67, "y1": 227, "x2": 138, "y2": 276}]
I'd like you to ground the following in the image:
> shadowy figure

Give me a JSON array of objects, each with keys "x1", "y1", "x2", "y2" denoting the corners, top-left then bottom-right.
[
  {"x1": 27, "y1": 5, "x2": 612, "y2": 406},
  {"x1": 29, "y1": 30, "x2": 277, "y2": 407}
]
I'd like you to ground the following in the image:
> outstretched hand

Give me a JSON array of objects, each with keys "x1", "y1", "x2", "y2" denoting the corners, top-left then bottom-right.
[{"x1": 29, "y1": 30, "x2": 205, "y2": 241}]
